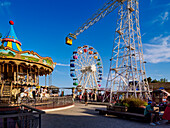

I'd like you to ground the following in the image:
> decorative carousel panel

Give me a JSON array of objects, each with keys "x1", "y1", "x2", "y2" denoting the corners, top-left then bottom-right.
[
  {"x1": 21, "y1": 53, "x2": 40, "y2": 62},
  {"x1": 0, "y1": 49, "x2": 16, "y2": 57}
]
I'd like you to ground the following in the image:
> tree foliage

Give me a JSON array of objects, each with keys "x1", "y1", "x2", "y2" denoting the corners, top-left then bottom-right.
[
  {"x1": 144, "y1": 77, "x2": 152, "y2": 83},
  {"x1": 145, "y1": 77, "x2": 168, "y2": 83}
]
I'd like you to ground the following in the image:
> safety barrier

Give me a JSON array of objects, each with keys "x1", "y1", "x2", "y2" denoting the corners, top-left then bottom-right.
[{"x1": 0, "y1": 105, "x2": 45, "y2": 128}]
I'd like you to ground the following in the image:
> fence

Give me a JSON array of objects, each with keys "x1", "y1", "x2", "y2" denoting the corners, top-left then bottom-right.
[
  {"x1": 0, "y1": 96, "x2": 73, "y2": 128},
  {"x1": 20, "y1": 96, "x2": 74, "y2": 109},
  {"x1": 0, "y1": 105, "x2": 45, "y2": 128},
  {"x1": 0, "y1": 96, "x2": 73, "y2": 108}
]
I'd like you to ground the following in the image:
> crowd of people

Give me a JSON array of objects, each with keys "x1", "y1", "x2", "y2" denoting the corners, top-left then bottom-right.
[
  {"x1": 11, "y1": 86, "x2": 59, "y2": 103},
  {"x1": 76, "y1": 91, "x2": 100, "y2": 104}
]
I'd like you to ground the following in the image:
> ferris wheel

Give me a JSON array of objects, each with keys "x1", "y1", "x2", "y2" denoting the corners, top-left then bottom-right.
[{"x1": 70, "y1": 45, "x2": 103, "y2": 93}]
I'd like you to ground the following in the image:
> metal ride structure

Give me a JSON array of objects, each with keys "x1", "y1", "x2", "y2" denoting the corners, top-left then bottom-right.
[
  {"x1": 66, "y1": 0, "x2": 151, "y2": 99},
  {"x1": 105, "y1": 0, "x2": 151, "y2": 100},
  {"x1": 70, "y1": 45, "x2": 103, "y2": 94}
]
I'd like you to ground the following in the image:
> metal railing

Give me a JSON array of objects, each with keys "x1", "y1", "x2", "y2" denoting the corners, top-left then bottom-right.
[
  {"x1": 0, "y1": 105, "x2": 45, "y2": 128},
  {"x1": 20, "y1": 96, "x2": 74, "y2": 109},
  {"x1": 0, "y1": 96, "x2": 74, "y2": 111}
]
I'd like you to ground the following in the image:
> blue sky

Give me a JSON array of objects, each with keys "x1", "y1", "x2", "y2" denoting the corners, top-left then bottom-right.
[{"x1": 0, "y1": 0, "x2": 170, "y2": 88}]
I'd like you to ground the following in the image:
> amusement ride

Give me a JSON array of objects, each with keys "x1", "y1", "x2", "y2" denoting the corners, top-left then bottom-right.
[
  {"x1": 0, "y1": 21, "x2": 56, "y2": 105},
  {"x1": 70, "y1": 45, "x2": 103, "y2": 94},
  {"x1": 66, "y1": 0, "x2": 151, "y2": 100}
]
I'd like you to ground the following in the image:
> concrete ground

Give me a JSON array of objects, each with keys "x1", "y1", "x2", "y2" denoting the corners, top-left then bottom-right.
[{"x1": 41, "y1": 103, "x2": 169, "y2": 128}]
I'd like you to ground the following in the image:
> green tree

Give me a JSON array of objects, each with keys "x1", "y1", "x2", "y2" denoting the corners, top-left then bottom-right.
[
  {"x1": 147, "y1": 77, "x2": 152, "y2": 83},
  {"x1": 151, "y1": 79, "x2": 159, "y2": 83},
  {"x1": 144, "y1": 77, "x2": 152, "y2": 83},
  {"x1": 159, "y1": 78, "x2": 168, "y2": 83}
]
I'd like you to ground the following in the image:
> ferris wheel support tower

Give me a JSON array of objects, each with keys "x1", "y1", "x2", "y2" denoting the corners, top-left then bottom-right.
[{"x1": 65, "y1": 0, "x2": 151, "y2": 100}]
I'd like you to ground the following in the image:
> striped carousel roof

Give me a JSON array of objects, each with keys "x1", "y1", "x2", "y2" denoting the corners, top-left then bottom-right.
[{"x1": 1, "y1": 20, "x2": 22, "y2": 51}]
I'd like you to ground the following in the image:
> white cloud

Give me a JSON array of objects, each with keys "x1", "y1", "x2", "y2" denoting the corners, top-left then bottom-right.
[
  {"x1": 56, "y1": 63, "x2": 69, "y2": 66},
  {"x1": 153, "y1": 11, "x2": 169, "y2": 24},
  {"x1": 0, "y1": 1, "x2": 11, "y2": 7},
  {"x1": 160, "y1": 12, "x2": 169, "y2": 24},
  {"x1": 0, "y1": 1, "x2": 11, "y2": 15},
  {"x1": 142, "y1": 33, "x2": 146, "y2": 37},
  {"x1": 144, "y1": 35, "x2": 170, "y2": 63}
]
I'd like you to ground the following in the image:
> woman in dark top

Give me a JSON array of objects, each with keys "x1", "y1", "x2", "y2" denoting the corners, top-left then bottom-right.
[{"x1": 85, "y1": 92, "x2": 88, "y2": 106}]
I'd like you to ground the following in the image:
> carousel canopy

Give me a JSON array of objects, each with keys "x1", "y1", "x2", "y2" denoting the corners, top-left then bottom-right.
[
  {"x1": 0, "y1": 21, "x2": 56, "y2": 73},
  {"x1": 2, "y1": 21, "x2": 22, "y2": 51}
]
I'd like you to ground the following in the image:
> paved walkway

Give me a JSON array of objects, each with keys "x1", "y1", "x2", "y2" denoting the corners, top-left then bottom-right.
[{"x1": 42, "y1": 103, "x2": 169, "y2": 128}]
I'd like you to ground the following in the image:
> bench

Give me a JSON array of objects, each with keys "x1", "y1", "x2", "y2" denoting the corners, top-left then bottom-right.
[{"x1": 95, "y1": 108, "x2": 148, "y2": 121}]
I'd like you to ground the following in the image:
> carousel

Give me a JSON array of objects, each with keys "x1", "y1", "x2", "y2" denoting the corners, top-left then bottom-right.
[{"x1": 0, "y1": 21, "x2": 56, "y2": 105}]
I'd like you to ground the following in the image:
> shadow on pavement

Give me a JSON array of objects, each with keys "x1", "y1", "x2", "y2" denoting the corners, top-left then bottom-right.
[{"x1": 41, "y1": 104, "x2": 169, "y2": 128}]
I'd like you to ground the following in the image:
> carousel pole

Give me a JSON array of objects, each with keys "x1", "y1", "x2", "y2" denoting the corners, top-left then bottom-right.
[
  {"x1": 2, "y1": 63, "x2": 4, "y2": 92},
  {"x1": 2, "y1": 63, "x2": 4, "y2": 90},
  {"x1": 2, "y1": 63, "x2": 4, "y2": 73},
  {"x1": 11, "y1": 64, "x2": 14, "y2": 73},
  {"x1": 37, "y1": 68, "x2": 39, "y2": 86},
  {"x1": 0, "y1": 64, "x2": 1, "y2": 81},
  {"x1": 7, "y1": 64, "x2": 8, "y2": 73},
  {"x1": 11, "y1": 64, "x2": 14, "y2": 97},
  {"x1": 30, "y1": 65, "x2": 33, "y2": 84},
  {"x1": 45, "y1": 74, "x2": 47, "y2": 87},
  {"x1": 27, "y1": 68, "x2": 29, "y2": 85},
  {"x1": 51, "y1": 72, "x2": 53, "y2": 85},
  {"x1": 1, "y1": 81, "x2": 4, "y2": 96},
  {"x1": 7, "y1": 64, "x2": 8, "y2": 80},
  {"x1": 48, "y1": 74, "x2": 50, "y2": 86},
  {"x1": 34, "y1": 67, "x2": 37, "y2": 85},
  {"x1": 14, "y1": 68, "x2": 16, "y2": 84},
  {"x1": 31, "y1": 66, "x2": 33, "y2": 84},
  {"x1": 11, "y1": 64, "x2": 14, "y2": 84},
  {"x1": 48, "y1": 73, "x2": 51, "y2": 86},
  {"x1": 16, "y1": 64, "x2": 18, "y2": 88}
]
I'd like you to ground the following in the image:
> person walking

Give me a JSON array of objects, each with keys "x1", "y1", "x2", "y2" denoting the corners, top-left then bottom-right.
[
  {"x1": 163, "y1": 96, "x2": 170, "y2": 124},
  {"x1": 92, "y1": 93, "x2": 95, "y2": 102},
  {"x1": 84, "y1": 92, "x2": 88, "y2": 106},
  {"x1": 89, "y1": 92, "x2": 92, "y2": 101},
  {"x1": 79, "y1": 94, "x2": 82, "y2": 102}
]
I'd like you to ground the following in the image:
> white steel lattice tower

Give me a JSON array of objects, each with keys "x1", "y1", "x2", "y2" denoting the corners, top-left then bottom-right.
[{"x1": 106, "y1": 0, "x2": 150, "y2": 99}]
